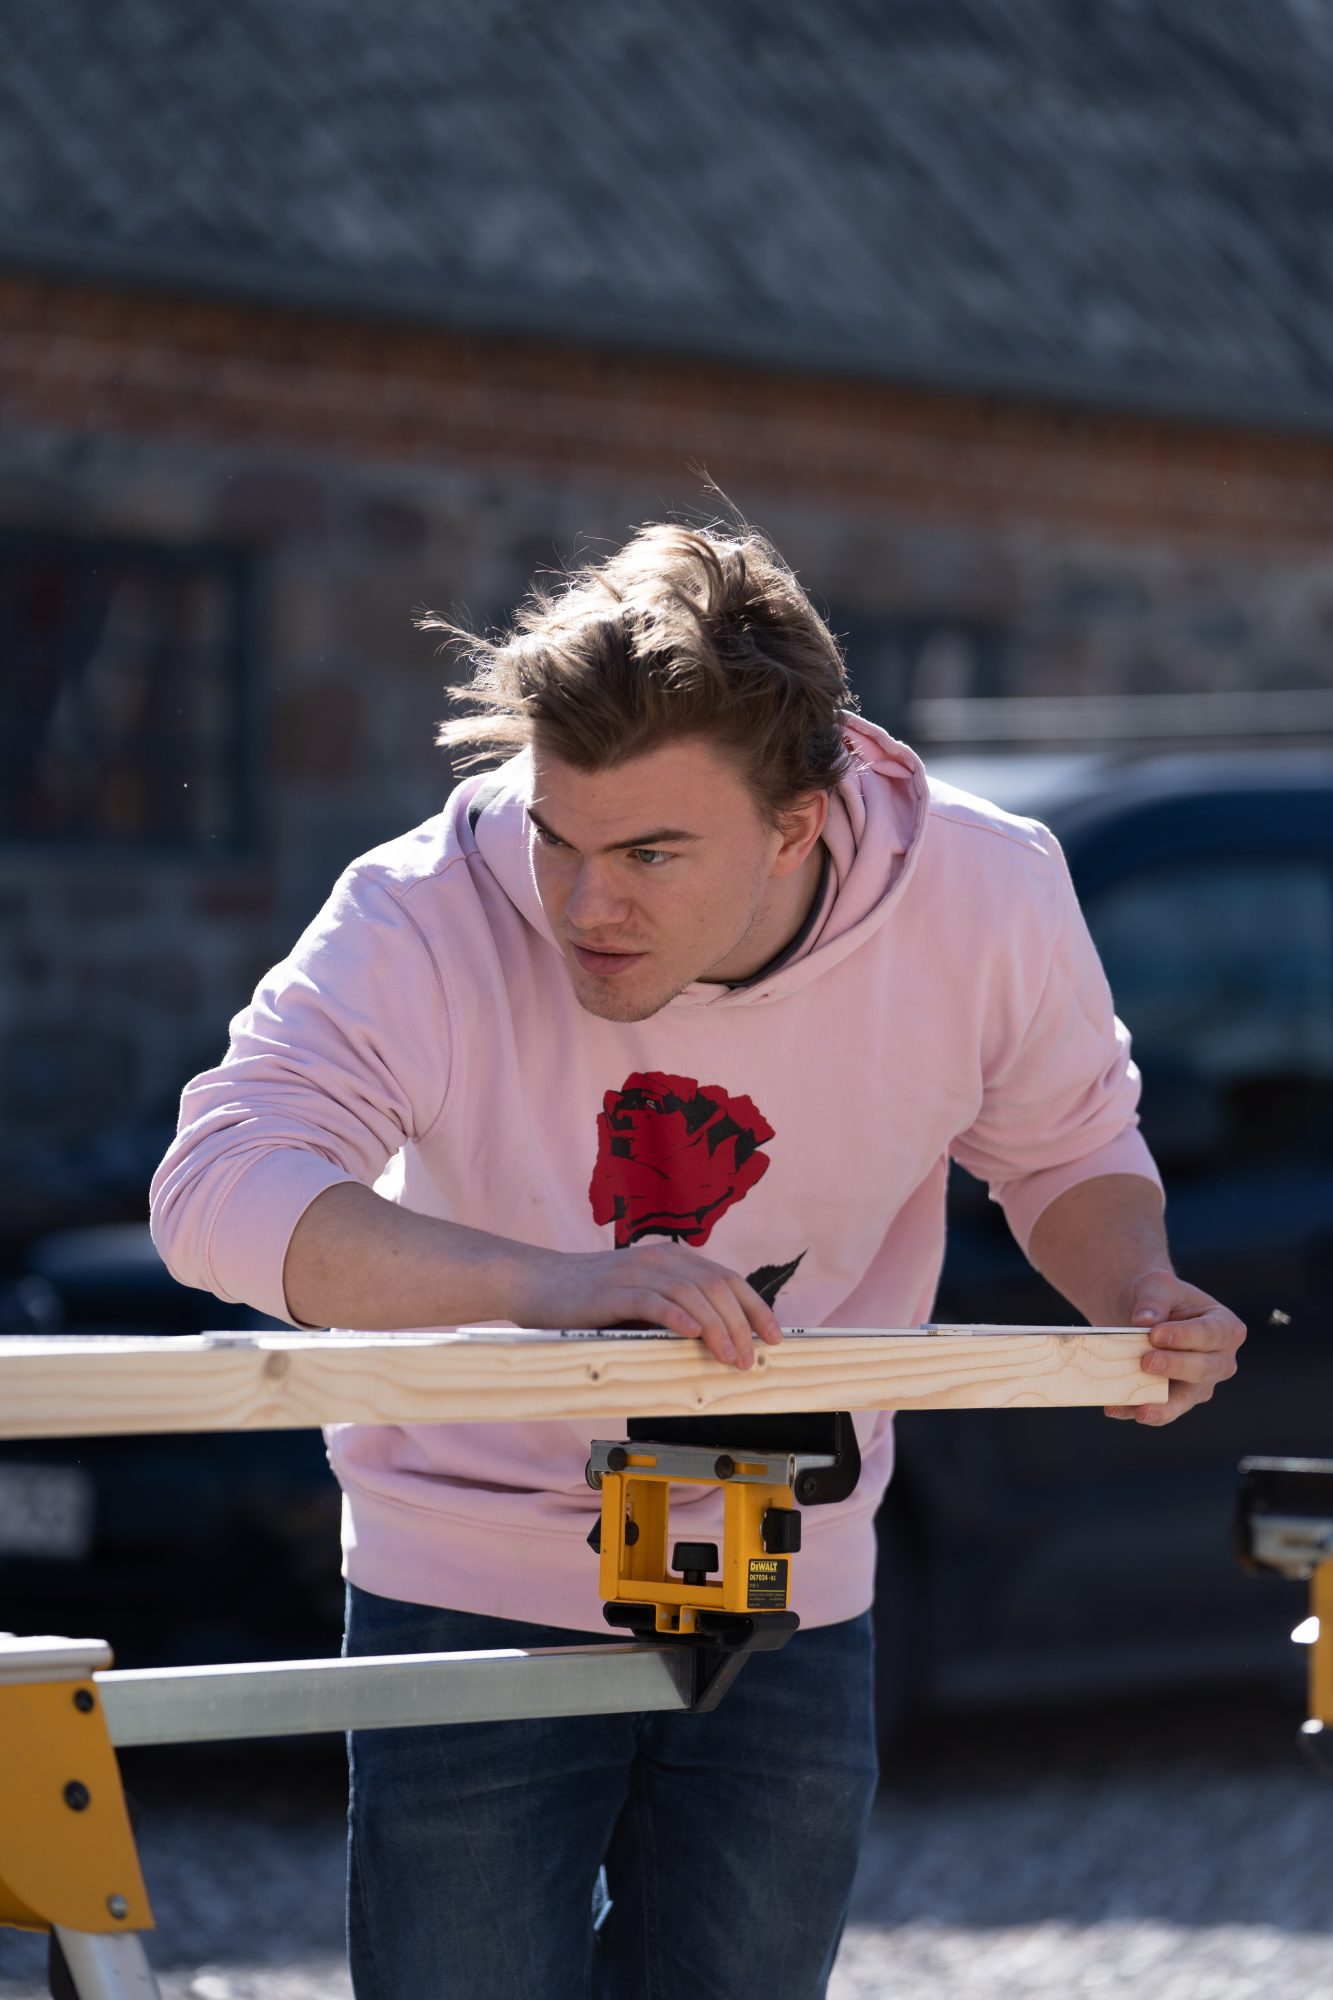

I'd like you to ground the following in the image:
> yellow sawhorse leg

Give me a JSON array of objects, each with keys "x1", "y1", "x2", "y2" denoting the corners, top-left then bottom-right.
[{"x1": 0, "y1": 1637, "x2": 158, "y2": 2000}]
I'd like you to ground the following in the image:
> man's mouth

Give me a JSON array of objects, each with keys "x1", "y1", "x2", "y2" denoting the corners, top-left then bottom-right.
[{"x1": 571, "y1": 944, "x2": 648, "y2": 976}]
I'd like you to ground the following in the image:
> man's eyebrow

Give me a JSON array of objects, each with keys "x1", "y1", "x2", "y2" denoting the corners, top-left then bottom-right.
[{"x1": 525, "y1": 805, "x2": 703, "y2": 851}]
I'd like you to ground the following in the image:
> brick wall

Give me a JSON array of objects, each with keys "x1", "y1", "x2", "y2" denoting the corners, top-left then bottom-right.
[
  {"x1": 2, "y1": 272, "x2": 1332, "y2": 1247},
  {"x1": 10, "y1": 276, "x2": 1333, "y2": 550}
]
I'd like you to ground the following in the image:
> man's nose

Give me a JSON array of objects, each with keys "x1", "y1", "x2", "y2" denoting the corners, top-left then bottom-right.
[{"x1": 566, "y1": 863, "x2": 630, "y2": 929}]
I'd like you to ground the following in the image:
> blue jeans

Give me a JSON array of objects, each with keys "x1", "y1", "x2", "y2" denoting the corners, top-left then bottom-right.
[{"x1": 344, "y1": 1584, "x2": 878, "y2": 1999}]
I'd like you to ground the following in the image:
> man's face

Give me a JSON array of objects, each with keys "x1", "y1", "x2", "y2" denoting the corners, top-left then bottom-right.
[{"x1": 527, "y1": 735, "x2": 791, "y2": 1022}]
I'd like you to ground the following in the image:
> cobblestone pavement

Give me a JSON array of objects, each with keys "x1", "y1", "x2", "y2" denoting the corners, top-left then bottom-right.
[{"x1": 2, "y1": 1693, "x2": 1329, "y2": 1997}]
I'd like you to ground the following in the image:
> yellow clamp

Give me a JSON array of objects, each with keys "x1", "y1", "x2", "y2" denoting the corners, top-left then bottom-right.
[{"x1": 591, "y1": 1443, "x2": 801, "y2": 1635}]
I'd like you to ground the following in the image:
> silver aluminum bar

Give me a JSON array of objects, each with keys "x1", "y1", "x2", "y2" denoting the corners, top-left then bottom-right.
[
  {"x1": 445, "y1": 1323, "x2": 1142, "y2": 1339},
  {"x1": 587, "y1": 1440, "x2": 835, "y2": 1487},
  {"x1": 0, "y1": 1634, "x2": 113, "y2": 1684},
  {"x1": 96, "y1": 1643, "x2": 693, "y2": 1748},
  {"x1": 51, "y1": 1929, "x2": 162, "y2": 2000}
]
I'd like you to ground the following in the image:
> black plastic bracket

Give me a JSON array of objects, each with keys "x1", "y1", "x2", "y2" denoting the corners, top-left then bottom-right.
[{"x1": 603, "y1": 1601, "x2": 801, "y2": 1711}]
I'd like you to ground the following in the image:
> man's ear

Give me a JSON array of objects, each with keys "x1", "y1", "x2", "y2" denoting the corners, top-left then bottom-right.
[{"x1": 772, "y1": 791, "x2": 829, "y2": 877}]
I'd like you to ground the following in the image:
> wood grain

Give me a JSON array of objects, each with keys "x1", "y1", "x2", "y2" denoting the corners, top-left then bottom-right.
[{"x1": 0, "y1": 1330, "x2": 1166, "y2": 1440}]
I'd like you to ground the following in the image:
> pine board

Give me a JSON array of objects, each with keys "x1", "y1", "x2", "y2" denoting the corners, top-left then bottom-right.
[{"x1": 0, "y1": 1329, "x2": 1166, "y2": 1440}]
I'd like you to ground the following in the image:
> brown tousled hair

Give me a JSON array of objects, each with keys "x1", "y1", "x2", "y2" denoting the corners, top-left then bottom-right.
[{"x1": 426, "y1": 522, "x2": 857, "y2": 825}]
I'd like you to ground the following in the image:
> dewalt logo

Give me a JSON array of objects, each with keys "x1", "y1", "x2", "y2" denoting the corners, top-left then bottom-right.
[{"x1": 747, "y1": 1556, "x2": 788, "y2": 1609}]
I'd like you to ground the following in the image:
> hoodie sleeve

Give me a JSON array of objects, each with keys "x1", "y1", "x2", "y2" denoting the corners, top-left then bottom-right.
[
  {"x1": 949, "y1": 829, "x2": 1163, "y2": 1256},
  {"x1": 149, "y1": 869, "x2": 453, "y2": 1324}
]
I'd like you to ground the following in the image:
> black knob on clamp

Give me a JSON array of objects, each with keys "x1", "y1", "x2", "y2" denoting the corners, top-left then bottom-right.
[
  {"x1": 761, "y1": 1507, "x2": 802, "y2": 1554},
  {"x1": 587, "y1": 1516, "x2": 639, "y2": 1553},
  {"x1": 672, "y1": 1541, "x2": 719, "y2": 1587}
]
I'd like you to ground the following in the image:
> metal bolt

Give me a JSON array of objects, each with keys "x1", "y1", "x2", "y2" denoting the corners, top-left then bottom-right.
[
  {"x1": 73, "y1": 1689, "x2": 95, "y2": 1713},
  {"x1": 607, "y1": 1447, "x2": 628, "y2": 1472},
  {"x1": 713, "y1": 1455, "x2": 735, "y2": 1479},
  {"x1": 107, "y1": 1894, "x2": 129, "y2": 1921},
  {"x1": 63, "y1": 1781, "x2": 91, "y2": 1812},
  {"x1": 797, "y1": 1472, "x2": 820, "y2": 1503}
]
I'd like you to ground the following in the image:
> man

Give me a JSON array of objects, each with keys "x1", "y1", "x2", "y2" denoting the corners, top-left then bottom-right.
[{"x1": 151, "y1": 521, "x2": 1244, "y2": 1998}]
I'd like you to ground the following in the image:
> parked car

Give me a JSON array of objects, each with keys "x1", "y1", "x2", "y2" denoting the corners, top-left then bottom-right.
[
  {"x1": 2, "y1": 746, "x2": 1329, "y2": 1726},
  {"x1": 876, "y1": 745, "x2": 1333, "y2": 1736}
]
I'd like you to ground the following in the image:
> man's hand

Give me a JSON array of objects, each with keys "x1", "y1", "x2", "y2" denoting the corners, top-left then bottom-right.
[
  {"x1": 1105, "y1": 1269, "x2": 1246, "y2": 1426},
  {"x1": 515, "y1": 1241, "x2": 784, "y2": 1371},
  {"x1": 1025, "y1": 1177, "x2": 1245, "y2": 1429},
  {"x1": 282, "y1": 1185, "x2": 782, "y2": 1365}
]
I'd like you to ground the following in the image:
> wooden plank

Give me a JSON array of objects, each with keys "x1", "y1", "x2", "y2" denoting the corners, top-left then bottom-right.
[{"x1": 0, "y1": 1329, "x2": 1165, "y2": 1441}]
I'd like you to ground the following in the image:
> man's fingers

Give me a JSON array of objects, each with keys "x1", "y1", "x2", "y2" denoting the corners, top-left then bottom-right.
[
  {"x1": 643, "y1": 1286, "x2": 737, "y2": 1366},
  {"x1": 674, "y1": 1281, "x2": 748, "y2": 1367},
  {"x1": 1151, "y1": 1378, "x2": 1216, "y2": 1424},
  {"x1": 700, "y1": 1276, "x2": 755, "y2": 1368},
  {"x1": 727, "y1": 1274, "x2": 783, "y2": 1346},
  {"x1": 1115, "y1": 1368, "x2": 1221, "y2": 1427},
  {"x1": 1149, "y1": 1314, "x2": 1245, "y2": 1354},
  {"x1": 1108, "y1": 1286, "x2": 1243, "y2": 1428},
  {"x1": 1130, "y1": 1268, "x2": 1184, "y2": 1325},
  {"x1": 621, "y1": 1250, "x2": 782, "y2": 1368},
  {"x1": 1106, "y1": 1395, "x2": 1172, "y2": 1423},
  {"x1": 632, "y1": 1290, "x2": 703, "y2": 1339},
  {"x1": 1142, "y1": 1347, "x2": 1214, "y2": 1386}
]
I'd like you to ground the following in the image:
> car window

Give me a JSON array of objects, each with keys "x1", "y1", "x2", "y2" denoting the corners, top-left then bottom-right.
[{"x1": 1085, "y1": 858, "x2": 1333, "y2": 1169}]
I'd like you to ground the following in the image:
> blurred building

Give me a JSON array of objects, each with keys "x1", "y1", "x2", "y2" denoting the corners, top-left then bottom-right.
[{"x1": 4, "y1": 1, "x2": 1333, "y2": 1242}]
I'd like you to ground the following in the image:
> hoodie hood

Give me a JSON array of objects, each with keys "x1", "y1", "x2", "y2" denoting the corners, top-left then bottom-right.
[{"x1": 463, "y1": 712, "x2": 931, "y2": 1008}]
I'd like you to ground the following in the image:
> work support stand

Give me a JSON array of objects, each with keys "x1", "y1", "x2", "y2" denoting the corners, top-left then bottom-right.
[
  {"x1": 1237, "y1": 1455, "x2": 1333, "y2": 1772},
  {"x1": 3, "y1": 1412, "x2": 864, "y2": 1995},
  {"x1": 0, "y1": 1629, "x2": 736, "y2": 2000}
]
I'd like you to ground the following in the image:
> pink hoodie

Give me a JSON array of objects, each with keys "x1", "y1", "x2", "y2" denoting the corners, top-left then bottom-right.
[{"x1": 150, "y1": 716, "x2": 1160, "y2": 1631}]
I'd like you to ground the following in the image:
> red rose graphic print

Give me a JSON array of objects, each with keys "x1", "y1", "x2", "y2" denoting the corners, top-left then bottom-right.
[
  {"x1": 590, "y1": 1071, "x2": 773, "y2": 1249},
  {"x1": 588, "y1": 1072, "x2": 807, "y2": 1310}
]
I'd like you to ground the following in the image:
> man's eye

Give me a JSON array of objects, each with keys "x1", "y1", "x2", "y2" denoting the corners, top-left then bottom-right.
[
  {"x1": 629, "y1": 849, "x2": 669, "y2": 867},
  {"x1": 533, "y1": 824, "x2": 564, "y2": 848}
]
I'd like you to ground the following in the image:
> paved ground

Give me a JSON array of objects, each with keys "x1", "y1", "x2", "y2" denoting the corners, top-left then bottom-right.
[
  {"x1": 836, "y1": 1692, "x2": 1333, "y2": 1999},
  {"x1": 2, "y1": 1691, "x2": 1329, "y2": 1997}
]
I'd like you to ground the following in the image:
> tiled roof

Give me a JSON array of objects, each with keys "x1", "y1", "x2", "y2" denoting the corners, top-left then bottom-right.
[{"x1": 5, "y1": 0, "x2": 1333, "y2": 425}]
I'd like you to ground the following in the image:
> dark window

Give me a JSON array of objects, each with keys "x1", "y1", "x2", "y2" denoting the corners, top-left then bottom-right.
[
  {"x1": 825, "y1": 610, "x2": 1007, "y2": 737},
  {"x1": 1086, "y1": 857, "x2": 1333, "y2": 1169},
  {"x1": 0, "y1": 532, "x2": 255, "y2": 851}
]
